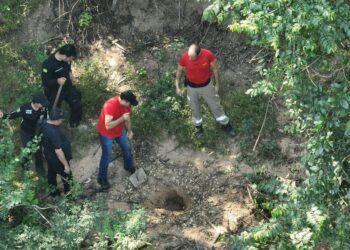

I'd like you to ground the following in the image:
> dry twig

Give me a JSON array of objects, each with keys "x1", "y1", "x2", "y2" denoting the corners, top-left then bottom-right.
[
  {"x1": 253, "y1": 93, "x2": 274, "y2": 151},
  {"x1": 33, "y1": 206, "x2": 53, "y2": 227}
]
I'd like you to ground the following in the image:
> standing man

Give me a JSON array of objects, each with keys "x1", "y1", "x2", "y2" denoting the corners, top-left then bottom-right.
[
  {"x1": 42, "y1": 44, "x2": 82, "y2": 128},
  {"x1": 96, "y1": 90, "x2": 138, "y2": 190},
  {"x1": 41, "y1": 108, "x2": 73, "y2": 197},
  {"x1": 175, "y1": 44, "x2": 235, "y2": 138},
  {"x1": 0, "y1": 92, "x2": 49, "y2": 174}
]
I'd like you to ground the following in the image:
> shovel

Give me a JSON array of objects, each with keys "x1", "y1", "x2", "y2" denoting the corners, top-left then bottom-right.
[
  {"x1": 124, "y1": 119, "x2": 147, "y2": 187},
  {"x1": 129, "y1": 166, "x2": 147, "y2": 188},
  {"x1": 52, "y1": 85, "x2": 63, "y2": 109},
  {"x1": 108, "y1": 140, "x2": 147, "y2": 187},
  {"x1": 128, "y1": 141, "x2": 147, "y2": 188}
]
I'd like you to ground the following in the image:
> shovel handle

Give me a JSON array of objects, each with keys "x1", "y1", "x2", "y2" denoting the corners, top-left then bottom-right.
[{"x1": 52, "y1": 85, "x2": 63, "y2": 109}]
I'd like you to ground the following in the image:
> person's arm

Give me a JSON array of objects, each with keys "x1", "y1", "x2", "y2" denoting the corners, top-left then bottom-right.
[
  {"x1": 69, "y1": 72, "x2": 74, "y2": 81},
  {"x1": 125, "y1": 118, "x2": 133, "y2": 140},
  {"x1": 210, "y1": 59, "x2": 220, "y2": 94},
  {"x1": 175, "y1": 64, "x2": 185, "y2": 96},
  {"x1": 105, "y1": 113, "x2": 129, "y2": 130},
  {"x1": 1, "y1": 107, "x2": 22, "y2": 120},
  {"x1": 55, "y1": 148, "x2": 70, "y2": 173},
  {"x1": 42, "y1": 62, "x2": 66, "y2": 88}
]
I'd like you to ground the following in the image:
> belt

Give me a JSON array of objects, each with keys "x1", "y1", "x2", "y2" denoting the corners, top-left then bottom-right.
[{"x1": 185, "y1": 77, "x2": 211, "y2": 88}]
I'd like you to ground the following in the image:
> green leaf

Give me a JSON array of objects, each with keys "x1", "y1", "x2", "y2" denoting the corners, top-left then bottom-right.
[
  {"x1": 346, "y1": 120, "x2": 350, "y2": 128},
  {"x1": 340, "y1": 99, "x2": 349, "y2": 109}
]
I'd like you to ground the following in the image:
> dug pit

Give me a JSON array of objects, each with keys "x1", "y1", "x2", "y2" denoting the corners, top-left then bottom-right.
[{"x1": 148, "y1": 187, "x2": 190, "y2": 211}]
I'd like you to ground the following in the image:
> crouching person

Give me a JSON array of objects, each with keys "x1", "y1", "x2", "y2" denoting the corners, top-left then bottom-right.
[{"x1": 42, "y1": 108, "x2": 73, "y2": 197}]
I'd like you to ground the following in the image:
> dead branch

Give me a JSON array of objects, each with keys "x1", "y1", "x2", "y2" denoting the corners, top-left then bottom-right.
[
  {"x1": 66, "y1": 0, "x2": 80, "y2": 35},
  {"x1": 253, "y1": 93, "x2": 274, "y2": 151},
  {"x1": 53, "y1": 11, "x2": 69, "y2": 22},
  {"x1": 249, "y1": 48, "x2": 266, "y2": 64},
  {"x1": 111, "y1": 0, "x2": 118, "y2": 10},
  {"x1": 178, "y1": 0, "x2": 181, "y2": 28},
  {"x1": 246, "y1": 186, "x2": 255, "y2": 204},
  {"x1": 199, "y1": 23, "x2": 211, "y2": 45},
  {"x1": 33, "y1": 206, "x2": 53, "y2": 227},
  {"x1": 42, "y1": 35, "x2": 63, "y2": 44},
  {"x1": 306, "y1": 68, "x2": 317, "y2": 87}
]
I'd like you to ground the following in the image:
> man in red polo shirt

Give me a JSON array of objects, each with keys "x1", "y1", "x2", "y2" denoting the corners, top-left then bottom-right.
[
  {"x1": 175, "y1": 44, "x2": 235, "y2": 138},
  {"x1": 96, "y1": 90, "x2": 138, "y2": 190}
]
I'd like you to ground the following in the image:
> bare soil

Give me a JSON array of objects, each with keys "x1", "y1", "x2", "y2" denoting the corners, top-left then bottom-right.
[
  {"x1": 71, "y1": 136, "x2": 300, "y2": 249},
  {"x1": 73, "y1": 138, "x2": 256, "y2": 249}
]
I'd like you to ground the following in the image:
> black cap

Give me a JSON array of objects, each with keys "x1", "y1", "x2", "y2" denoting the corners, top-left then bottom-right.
[
  {"x1": 120, "y1": 90, "x2": 138, "y2": 106},
  {"x1": 32, "y1": 92, "x2": 49, "y2": 107},
  {"x1": 49, "y1": 108, "x2": 68, "y2": 120}
]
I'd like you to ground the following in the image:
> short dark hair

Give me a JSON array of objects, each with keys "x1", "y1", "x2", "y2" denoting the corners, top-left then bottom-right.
[
  {"x1": 57, "y1": 44, "x2": 77, "y2": 57},
  {"x1": 120, "y1": 90, "x2": 138, "y2": 106}
]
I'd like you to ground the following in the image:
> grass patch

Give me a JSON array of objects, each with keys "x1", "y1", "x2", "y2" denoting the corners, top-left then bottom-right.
[
  {"x1": 223, "y1": 91, "x2": 281, "y2": 163},
  {"x1": 132, "y1": 66, "x2": 280, "y2": 154}
]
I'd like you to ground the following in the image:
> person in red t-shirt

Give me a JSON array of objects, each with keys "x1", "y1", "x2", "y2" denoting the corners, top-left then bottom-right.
[
  {"x1": 96, "y1": 90, "x2": 138, "y2": 190},
  {"x1": 175, "y1": 44, "x2": 235, "y2": 138}
]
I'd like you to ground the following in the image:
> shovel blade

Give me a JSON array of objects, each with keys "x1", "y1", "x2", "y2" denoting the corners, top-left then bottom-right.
[{"x1": 129, "y1": 168, "x2": 147, "y2": 187}]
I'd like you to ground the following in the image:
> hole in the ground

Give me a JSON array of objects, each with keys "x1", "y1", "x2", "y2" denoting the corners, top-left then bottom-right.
[{"x1": 150, "y1": 188, "x2": 190, "y2": 211}]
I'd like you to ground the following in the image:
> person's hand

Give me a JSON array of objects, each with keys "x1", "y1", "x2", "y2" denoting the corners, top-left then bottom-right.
[
  {"x1": 214, "y1": 84, "x2": 219, "y2": 95},
  {"x1": 122, "y1": 113, "x2": 130, "y2": 121},
  {"x1": 57, "y1": 77, "x2": 67, "y2": 86},
  {"x1": 64, "y1": 165, "x2": 71, "y2": 174},
  {"x1": 127, "y1": 130, "x2": 134, "y2": 140},
  {"x1": 0, "y1": 111, "x2": 3, "y2": 119},
  {"x1": 176, "y1": 86, "x2": 182, "y2": 96}
]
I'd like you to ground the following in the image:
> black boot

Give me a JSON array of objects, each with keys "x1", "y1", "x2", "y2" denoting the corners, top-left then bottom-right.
[
  {"x1": 97, "y1": 178, "x2": 111, "y2": 190},
  {"x1": 222, "y1": 123, "x2": 236, "y2": 137},
  {"x1": 195, "y1": 125, "x2": 204, "y2": 138}
]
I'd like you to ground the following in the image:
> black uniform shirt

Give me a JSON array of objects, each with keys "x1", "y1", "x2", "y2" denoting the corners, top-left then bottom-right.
[
  {"x1": 42, "y1": 54, "x2": 72, "y2": 97},
  {"x1": 3, "y1": 103, "x2": 47, "y2": 134},
  {"x1": 41, "y1": 122, "x2": 72, "y2": 162}
]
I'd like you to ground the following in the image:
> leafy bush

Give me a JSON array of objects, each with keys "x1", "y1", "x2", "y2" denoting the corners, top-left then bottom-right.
[
  {"x1": 204, "y1": 0, "x2": 350, "y2": 248},
  {"x1": 0, "y1": 0, "x2": 42, "y2": 34},
  {"x1": 75, "y1": 59, "x2": 110, "y2": 120},
  {"x1": 0, "y1": 41, "x2": 44, "y2": 108},
  {"x1": 0, "y1": 123, "x2": 40, "y2": 220},
  {"x1": 93, "y1": 208, "x2": 148, "y2": 249}
]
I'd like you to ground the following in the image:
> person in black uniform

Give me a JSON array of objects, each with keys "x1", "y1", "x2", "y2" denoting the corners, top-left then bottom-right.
[
  {"x1": 41, "y1": 44, "x2": 82, "y2": 128},
  {"x1": 0, "y1": 92, "x2": 49, "y2": 174},
  {"x1": 41, "y1": 108, "x2": 73, "y2": 197}
]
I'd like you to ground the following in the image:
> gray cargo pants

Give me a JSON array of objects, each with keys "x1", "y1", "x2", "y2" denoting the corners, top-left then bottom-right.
[{"x1": 186, "y1": 80, "x2": 229, "y2": 126}]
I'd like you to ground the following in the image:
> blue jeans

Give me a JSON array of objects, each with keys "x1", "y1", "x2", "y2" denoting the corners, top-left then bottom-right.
[{"x1": 98, "y1": 129, "x2": 134, "y2": 180}]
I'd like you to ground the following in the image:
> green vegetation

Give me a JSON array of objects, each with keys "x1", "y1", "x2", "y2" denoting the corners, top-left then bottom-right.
[
  {"x1": 0, "y1": 0, "x2": 43, "y2": 34},
  {"x1": 4, "y1": 0, "x2": 350, "y2": 248},
  {"x1": 204, "y1": 0, "x2": 350, "y2": 248},
  {"x1": 0, "y1": 41, "x2": 45, "y2": 108},
  {"x1": 0, "y1": 7, "x2": 146, "y2": 248},
  {"x1": 0, "y1": 120, "x2": 148, "y2": 249}
]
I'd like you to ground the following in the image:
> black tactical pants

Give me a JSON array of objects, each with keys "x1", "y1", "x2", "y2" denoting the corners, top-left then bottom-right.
[
  {"x1": 46, "y1": 157, "x2": 73, "y2": 197},
  {"x1": 20, "y1": 129, "x2": 45, "y2": 175}
]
